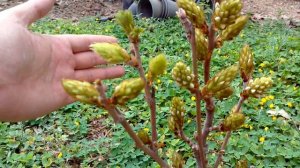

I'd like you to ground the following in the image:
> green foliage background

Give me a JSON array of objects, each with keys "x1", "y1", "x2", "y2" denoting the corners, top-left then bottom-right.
[{"x1": 0, "y1": 17, "x2": 299, "y2": 167}]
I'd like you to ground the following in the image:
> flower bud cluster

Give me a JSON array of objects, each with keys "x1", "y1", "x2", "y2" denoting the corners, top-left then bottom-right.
[
  {"x1": 148, "y1": 54, "x2": 167, "y2": 80},
  {"x1": 170, "y1": 151, "x2": 185, "y2": 168},
  {"x1": 219, "y1": 15, "x2": 249, "y2": 41},
  {"x1": 221, "y1": 111, "x2": 245, "y2": 131},
  {"x1": 62, "y1": 79, "x2": 99, "y2": 105},
  {"x1": 214, "y1": 0, "x2": 243, "y2": 30},
  {"x1": 115, "y1": 10, "x2": 143, "y2": 42},
  {"x1": 195, "y1": 28, "x2": 208, "y2": 61},
  {"x1": 112, "y1": 78, "x2": 145, "y2": 105},
  {"x1": 242, "y1": 77, "x2": 273, "y2": 98},
  {"x1": 172, "y1": 62, "x2": 195, "y2": 89},
  {"x1": 202, "y1": 65, "x2": 238, "y2": 99},
  {"x1": 90, "y1": 43, "x2": 131, "y2": 64},
  {"x1": 137, "y1": 129, "x2": 151, "y2": 145},
  {"x1": 239, "y1": 45, "x2": 254, "y2": 81},
  {"x1": 170, "y1": 97, "x2": 185, "y2": 129},
  {"x1": 214, "y1": 87, "x2": 234, "y2": 100},
  {"x1": 177, "y1": 0, "x2": 205, "y2": 28}
]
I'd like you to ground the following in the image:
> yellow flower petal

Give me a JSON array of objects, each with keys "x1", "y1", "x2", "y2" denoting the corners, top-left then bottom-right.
[
  {"x1": 269, "y1": 104, "x2": 275, "y2": 109},
  {"x1": 287, "y1": 102, "x2": 293, "y2": 108},
  {"x1": 58, "y1": 152, "x2": 63, "y2": 158},
  {"x1": 264, "y1": 127, "x2": 269, "y2": 131},
  {"x1": 272, "y1": 116, "x2": 277, "y2": 121},
  {"x1": 191, "y1": 96, "x2": 196, "y2": 101},
  {"x1": 259, "y1": 137, "x2": 265, "y2": 143}
]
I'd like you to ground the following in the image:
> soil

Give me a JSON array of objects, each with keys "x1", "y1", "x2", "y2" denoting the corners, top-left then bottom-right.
[{"x1": 0, "y1": 0, "x2": 299, "y2": 24}]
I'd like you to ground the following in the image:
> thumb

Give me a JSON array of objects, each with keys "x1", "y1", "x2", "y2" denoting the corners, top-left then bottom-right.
[{"x1": 8, "y1": 0, "x2": 56, "y2": 26}]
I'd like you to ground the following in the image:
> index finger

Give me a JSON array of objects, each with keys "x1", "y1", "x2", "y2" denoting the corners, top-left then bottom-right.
[{"x1": 57, "y1": 34, "x2": 118, "y2": 53}]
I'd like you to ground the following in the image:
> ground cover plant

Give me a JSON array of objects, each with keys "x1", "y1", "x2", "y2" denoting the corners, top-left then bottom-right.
[{"x1": 0, "y1": 2, "x2": 299, "y2": 168}]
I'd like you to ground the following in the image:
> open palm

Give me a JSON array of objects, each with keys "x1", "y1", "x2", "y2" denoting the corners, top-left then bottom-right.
[{"x1": 0, "y1": 0, "x2": 124, "y2": 121}]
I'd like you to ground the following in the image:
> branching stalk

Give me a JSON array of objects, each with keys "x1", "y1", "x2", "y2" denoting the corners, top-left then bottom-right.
[
  {"x1": 177, "y1": 8, "x2": 206, "y2": 168},
  {"x1": 214, "y1": 94, "x2": 246, "y2": 167},
  {"x1": 96, "y1": 81, "x2": 169, "y2": 167},
  {"x1": 131, "y1": 42, "x2": 158, "y2": 153}
]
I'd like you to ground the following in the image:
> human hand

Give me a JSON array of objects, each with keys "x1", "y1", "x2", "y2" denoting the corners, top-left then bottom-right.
[{"x1": 0, "y1": 0, "x2": 125, "y2": 121}]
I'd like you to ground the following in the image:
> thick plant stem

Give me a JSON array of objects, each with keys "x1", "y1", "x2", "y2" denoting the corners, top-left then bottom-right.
[
  {"x1": 202, "y1": 11, "x2": 217, "y2": 154},
  {"x1": 96, "y1": 81, "x2": 169, "y2": 168},
  {"x1": 178, "y1": 129, "x2": 202, "y2": 167},
  {"x1": 132, "y1": 42, "x2": 158, "y2": 153},
  {"x1": 214, "y1": 97, "x2": 245, "y2": 168},
  {"x1": 202, "y1": 98, "x2": 215, "y2": 151},
  {"x1": 177, "y1": 8, "x2": 206, "y2": 168}
]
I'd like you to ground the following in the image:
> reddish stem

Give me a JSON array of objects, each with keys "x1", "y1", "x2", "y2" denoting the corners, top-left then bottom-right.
[
  {"x1": 96, "y1": 81, "x2": 169, "y2": 167},
  {"x1": 132, "y1": 42, "x2": 158, "y2": 153},
  {"x1": 177, "y1": 9, "x2": 206, "y2": 168}
]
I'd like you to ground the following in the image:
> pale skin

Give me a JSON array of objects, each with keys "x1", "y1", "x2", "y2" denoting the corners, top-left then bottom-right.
[{"x1": 0, "y1": 0, "x2": 125, "y2": 121}]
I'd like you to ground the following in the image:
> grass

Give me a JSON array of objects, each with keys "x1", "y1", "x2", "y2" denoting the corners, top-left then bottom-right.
[{"x1": 0, "y1": 16, "x2": 299, "y2": 167}]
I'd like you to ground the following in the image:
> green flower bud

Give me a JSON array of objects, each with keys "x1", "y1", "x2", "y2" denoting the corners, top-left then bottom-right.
[
  {"x1": 239, "y1": 45, "x2": 254, "y2": 81},
  {"x1": 168, "y1": 116, "x2": 176, "y2": 133},
  {"x1": 112, "y1": 78, "x2": 145, "y2": 105},
  {"x1": 171, "y1": 97, "x2": 185, "y2": 129},
  {"x1": 62, "y1": 79, "x2": 99, "y2": 104},
  {"x1": 137, "y1": 129, "x2": 151, "y2": 145},
  {"x1": 242, "y1": 77, "x2": 273, "y2": 98},
  {"x1": 202, "y1": 65, "x2": 238, "y2": 99},
  {"x1": 115, "y1": 10, "x2": 135, "y2": 36},
  {"x1": 177, "y1": 0, "x2": 205, "y2": 28},
  {"x1": 221, "y1": 112, "x2": 245, "y2": 131},
  {"x1": 236, "y1": 159, "x2": 248, "y2": 168},
  {"x1": 214, "y1": 0, "x2": 243, "y2": 30},
  {"x1": 171, "y1": 151, "x2": 185, "y2": 168},
  {"x1": 220, "y1": 15, "x2": 249, "y2": 41},
  {"x1": 215, "y1": 87, "x2": 234, "y2": 100},
  {"x1": 195, "y1": 28, "x2": 208, "y2": 61},
  {"x1": 148, "y1": 54, "x2": 167, "y2": 80},
  {"x1": 172, "y1": 62, "x2": 195, "y2": 89},
  {"x1": 90, "y1": 43, "x2": 131, "y2": 64}
]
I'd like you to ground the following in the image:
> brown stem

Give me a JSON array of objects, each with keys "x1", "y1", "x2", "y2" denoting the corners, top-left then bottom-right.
[
  {"x1": 214, "y1": 97, "x2": 245, "y2": 168},
  {"x1": 132, "y1": 42, "x2": 158, "y2": 153},
  {"x1": 96, "y1": 81, "x2": 169, "y2": 167},
  {"x1": 178, "y1": 129, "x2": 202, "y2": 167},
  {"x1": 177, "y1": 8, "x2": 206, "y2": 168},
  {"x1": 202, "y1": 98, "x2": 215, "y2": 152}
]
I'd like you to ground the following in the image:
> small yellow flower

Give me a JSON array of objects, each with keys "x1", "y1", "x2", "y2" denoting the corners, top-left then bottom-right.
[
  {"x1": 240, "y1": 33, "x2": 244, "y2": 38},
  {"x1": 156, "y1": 79, "x2": 161, "y2": 84},
  {"x1": 269, "y1": 104, "x2": 275, "y2": 109},
  {"x1": 243, "y1": 124, "x2": 249, "y2": 128},
  {"x1": 272, "y1": 116, "x2": 277, "y2": 121},
  {"x1": 57, "y1": 152, "x2": 63, "y2": 158},
  {"x1": 155, "y1": 86, "x2": 158, "y2": 90},
  {"x1": 260, "y1": 98, "x2": 267, "y2": 104},
  {"x1": 187, "y1": 119, "x2": 191, "y2": 124},
  {"x1": 143, "y1": 128, "x2": 149, "y2": 132},
  {"x1": 259, "y1": 63, "x2": 266, "y2": 68},
  {"x1": 185, "y1": 53, "x2": 189, "y2": 57},
  {"x1": 258, "y1": 68, "x2": 263, "y2": 72},
  {"x1": 74, "y1": 121, "x2": 80, "y2": 126},
  {"x1": 191, "y1": 96, "x2": 196, "y2": 101},
  {"x1": 163, "y1": 71, "x2": 167, "y2": 75},
  {"x1": 264, "y1": 127, "x2": 269, "y2": 131},
  {"x1": 287, "y1": 102, "x2": 293, "y2": 108},
  {"x1": 268, "y1": 95, "x2": 274, "y2": 100},
  {"x1": 259, "y1": 136, "x2": 265, "y2": 143},
  {"x1": 249, "y1": 125, "x2": 253, "y2": 130},
  {"x1": 293, "y1": 86, "x2": 297, "y2": 91}
]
